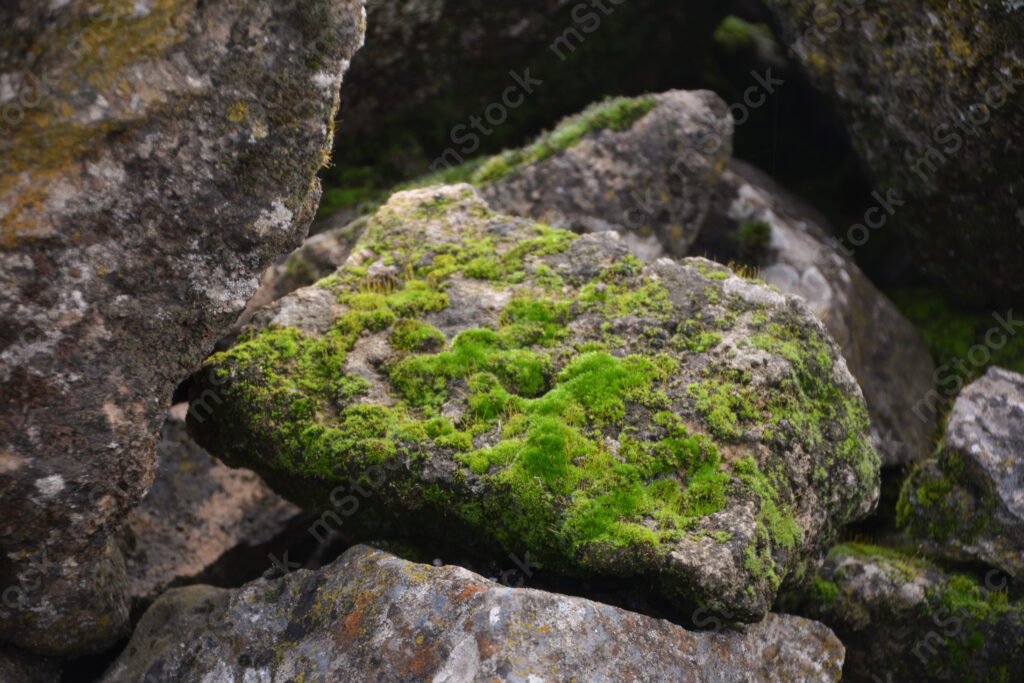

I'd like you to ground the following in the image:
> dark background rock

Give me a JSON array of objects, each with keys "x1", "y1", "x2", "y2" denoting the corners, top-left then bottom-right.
[
  {"x1": 0, "y1": 0, "x2": 365, "y2": 656},
  {"x1": 765, "y1": 0, "x2": 1024, "y2": 306}
]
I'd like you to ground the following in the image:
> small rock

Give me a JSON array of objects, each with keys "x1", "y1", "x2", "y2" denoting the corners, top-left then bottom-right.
[
  {"x1": 780, "y1": 542, "x2": 1024, "y2": 682},
  {"x1": 478, "y1": 90, "x2": 733, "y2": 258},
  {"x1": 897, "y1": 367, "x2": 1024, "y2": 577}
]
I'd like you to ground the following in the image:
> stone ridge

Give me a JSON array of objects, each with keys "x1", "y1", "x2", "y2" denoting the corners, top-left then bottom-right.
[{"x1": 189, "y1": 184, "x2": 880, "y2": 621}]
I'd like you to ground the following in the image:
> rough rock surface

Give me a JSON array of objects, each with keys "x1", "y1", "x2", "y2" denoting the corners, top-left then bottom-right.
[
  {"x1": 694, "y1": 160, "x2": 937, "y2": 466},
  {"x1": 189, "y1": 184, "x2": 879, "y2": 621},
  {"x1": 118, "y1": 407, "x2": 301, "y2": 610},
  {"x1": 780, "y1": 542, "x2": 1024, "y2": 682},
  {"x1": 477, "y1": 91, "x2": 733, "y2": 259},
  {"x1": 897, "y1": 367, "x2": 1024, "y2": 577},
  {"x1": 0, "y1": 0, "x2": 365, "y2": 655},
  {"x1": 103, "y1": 544, "x2": 845, "y2": 682},
  {"x1": 765, "y1": 0, "x2": 1024, "y2": 305}
]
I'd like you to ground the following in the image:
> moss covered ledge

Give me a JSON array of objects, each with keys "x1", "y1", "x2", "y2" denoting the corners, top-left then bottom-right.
[{"x1": 188, "y1": 184, "x2": 879, "y2": 622}]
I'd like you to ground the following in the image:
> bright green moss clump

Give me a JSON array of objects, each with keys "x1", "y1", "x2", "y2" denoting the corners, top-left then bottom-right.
[
  {"x1": 193, "y1": 186, "x2": 879, "y2": 621},
  {"x1": 472, "y1": 95, "x2": 657, "y2": 184}
]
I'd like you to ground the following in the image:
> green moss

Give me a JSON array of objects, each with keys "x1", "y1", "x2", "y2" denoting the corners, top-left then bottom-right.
[
  {"x1": 895, "y1": 457, "x2": 992, "y2": 546},
  {"x1": 686, "y1": 379, "x2": 759, "y2": 441},
  {"x1": 712, "y1": 15, "x2": 775, "y2": 52},
  {"x1": 197, "y1": 191, "x2": 877, "y2": 620},
  {"x1": 389, "y1": 319, "x2": 445, "y2": 352},
  {"x1": 738, "y1": 219, "x2": 771, "y2": 264},
  {"x1": 472, "y1": 95, "x2": 657, "y2": 185},
  {"x1": 809, "y1": 575, "x2": 840, "y2": 605},
  {"x1": 889, "y1": 286, "x2": 1024, "y2": 378}
]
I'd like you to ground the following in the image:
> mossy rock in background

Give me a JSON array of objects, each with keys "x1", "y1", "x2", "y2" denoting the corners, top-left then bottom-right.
[
  {"x1": 188, "y1": 184, "x2": 879, "y2": 622},
  {"x1": 319, "y1": 0, "x2": 868, "y2": 240},
  {"x1": 897, "y1": 367, "x2": 1024, "y2": 579},
  {"x1": 779, "y1": 542, "x2": 1024, "y2": 682}
]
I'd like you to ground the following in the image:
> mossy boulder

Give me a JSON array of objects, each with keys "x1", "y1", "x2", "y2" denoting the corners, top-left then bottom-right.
[
  {"x1": 102, "y1": 544, "x2": 845, "y2": 682},
  {"x1": 779, "y1": 542, "x2": 1024, "y2": 682},
  {"x1": 188, "y1": 184, "x2": 879, "y2": 621},
  {"x1": 897, "y1": 367, "x2": 1024, "y2": 578},
  {"x1": 474, "y1": 90, "x2": 732, "y2": 259},
  {"x1": 0, "y1": 0, "x2": 365, "y2": 656},
  {"x1": 325, "y1": 0, "x2": 729, "y2": 206},
  {"x1": 765, "y1": 0, "x2": 1024, "y2": 306}
]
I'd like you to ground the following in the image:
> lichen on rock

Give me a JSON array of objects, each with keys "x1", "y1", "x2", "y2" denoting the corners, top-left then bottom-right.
[
  {"x1": 780, "y1": 542, "x2": 1024, "y2": 682},
  {"x1": 101, "y1": 544, "x2": 846, "y2": 682},
  {"x1": 188, "y1": 184, "x2": 879, "y2": 621}
]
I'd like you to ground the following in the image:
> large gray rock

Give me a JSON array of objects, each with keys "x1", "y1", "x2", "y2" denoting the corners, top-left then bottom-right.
[
  {"x1": 103, "y1": 544, "x2": 845, "y2": 682},
  {"x1": 897, "y1": 367, "x2": 1024, "y2": 577},
  {"x1": 764, "y1": 0, "x2": 1024, "y2": 306},
  {"x1": 780, "y1": 542, "x2": 1024, "y2": 682},
  {"x1": 118, "y1": 407, "x2": 301, "y2": 610},
  {"x1": 694, "y1": 160, "x2": 937, "y2": 466},
  {"x1": 188, "y1": 184, "x2": 879, "y2": 622},
  {"x1": 0, "y1": 0, "x2": 365, "y2": 655},
  {"x1": 477, "y1": 90, "x2": 733, "y2": 259}
]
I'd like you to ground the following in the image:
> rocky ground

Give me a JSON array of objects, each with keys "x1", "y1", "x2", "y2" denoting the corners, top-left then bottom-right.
[{"x1": 2, "y1": 1, "x2": 1022, "y2": 682}]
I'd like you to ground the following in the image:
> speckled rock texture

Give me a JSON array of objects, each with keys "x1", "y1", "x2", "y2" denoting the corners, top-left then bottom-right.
[
  {"x1": 0, "y1": 0, "x2": 365, "y2": 656},
  {"x1": 897, "y1": 367, "x2": 1024, "y2": 578},
  {"x1": 102, "y1": 544, "x2": 845, "y2": 682},
  {"x1": 779, "y1": 542, "x2": 1024, "y2": 682},
  {"x1": 695, "y1": 160, "x2": 937, "y2": 466},
  {"x1": 188, "y1": 184, "x2": 879, "y2": 622},
  {"x1": 765, "y1": 0, "x2": 1024, "y2": 306},
  {"x1": 477, "y1": 90, "x2": 733, "y2": 259},
  {"x1": 118, "y1": 408, "x2": 301, "y2": 610}
]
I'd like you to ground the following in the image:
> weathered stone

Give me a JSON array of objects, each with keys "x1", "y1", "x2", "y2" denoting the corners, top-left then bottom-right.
[
  {"x1": 764, "y1": 0, "x2": 1024, "y2": 305},
  {"x1": 476, "y1": 90, "x2": 733, "y2": 259},
  {"x1": 103, "y1": 544, "x2": 845, "y2": 682},
  {"x1": 780, "y1": 542, "x2": 1024, "y2": 682},
  {"x1": 0, "y1": 0, "x2": 365, "y2": 655},
  {"x1": 118, "y1": 406, "x2": 301, "y2": 610},
  {"x1": 897, "y1": 367, "x2": 1024, "y2": 577},
  {"x1": 695, "y1": 160, "x2": 937, "y2": 466},
  {"x1": 188, "y1": 184, "x2": 879, "y2": 621}
]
